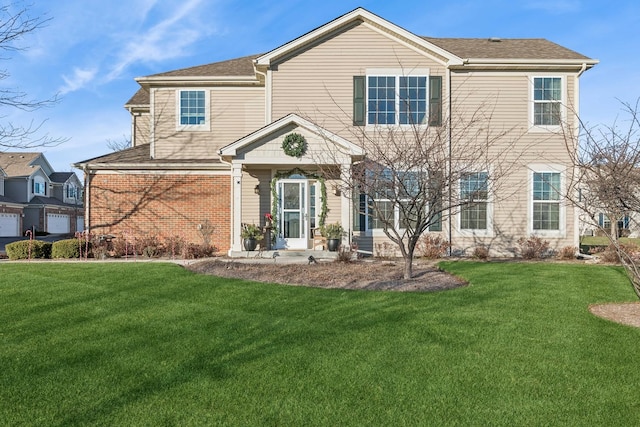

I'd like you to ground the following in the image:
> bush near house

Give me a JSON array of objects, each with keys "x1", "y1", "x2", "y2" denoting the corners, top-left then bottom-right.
[
  {"x1": 51, "y1": 239, "x2": 91, "y2": 259},
  {"x1": 5, "y1": 240, "x2": 52, "y2": 260}
]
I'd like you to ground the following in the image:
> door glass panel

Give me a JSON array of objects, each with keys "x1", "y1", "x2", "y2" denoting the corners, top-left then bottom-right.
[
  {"x1": 283, "y1": 183, "x2": 300, "y2": 209},
  {"x1": 284, "y1": 212, "x2": 301, "y2": 238}
]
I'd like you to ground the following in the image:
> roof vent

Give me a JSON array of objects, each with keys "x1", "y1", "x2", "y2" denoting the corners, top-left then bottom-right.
[{"x1": 489, "y1": 37, "x2": 501, "y2": 42}]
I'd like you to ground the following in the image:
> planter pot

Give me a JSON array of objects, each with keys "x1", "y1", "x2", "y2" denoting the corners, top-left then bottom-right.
[
  {"x1": 243, "y1": 238, "x2": 257, "y2": 251},
  {"x1": 327, "y1": 238, "x2": 341, "y2": 252}
]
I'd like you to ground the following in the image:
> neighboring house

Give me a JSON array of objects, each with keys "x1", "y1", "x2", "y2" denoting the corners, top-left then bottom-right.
[
  {"x1": 0, "y1": 153, "x2": 83, "y2": 236},
  {"x1": 74, "y1": 8, "x2": 597, "y2": 256}
]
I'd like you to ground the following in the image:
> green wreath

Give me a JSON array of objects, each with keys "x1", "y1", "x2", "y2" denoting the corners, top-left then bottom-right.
[{"x1": 282, "y1": 133, "x2": 307, "y2": 157}]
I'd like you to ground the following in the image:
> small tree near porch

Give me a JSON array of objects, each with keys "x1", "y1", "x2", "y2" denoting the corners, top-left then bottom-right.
[{"x1": 312, "y1": 102, "x2": 520, "y2": 279}]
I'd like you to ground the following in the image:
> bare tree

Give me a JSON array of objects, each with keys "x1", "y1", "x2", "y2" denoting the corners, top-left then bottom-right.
[
  {"x1": 313, "y1": 99, "x2": 521, "y2": 279},
  {"x1": 0, "y1": 2, "x2": 63, "y2": 149},
  {"x1": 565, "y1": 99, "x2": 640, "y2": 298},
  {"x1": 106, "y1": 135, "x2": 131, "y2": 152}
]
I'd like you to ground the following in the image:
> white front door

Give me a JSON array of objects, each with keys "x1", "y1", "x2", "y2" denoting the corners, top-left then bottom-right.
[{"x1": 278, "y1": 179, "x2": 308, "y2": 249}]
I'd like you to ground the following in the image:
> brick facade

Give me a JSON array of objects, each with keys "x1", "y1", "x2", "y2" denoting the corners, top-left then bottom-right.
[{"x1": 88, "y1": 173, "x2": 231, "y2": 251}]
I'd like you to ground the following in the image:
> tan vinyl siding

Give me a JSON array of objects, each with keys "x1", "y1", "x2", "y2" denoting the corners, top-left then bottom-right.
[
  {"x1": 241, "y1": 169, "x2": 272, "y2": 226},
  {"x1": 271, "y1": 21, "x2": 447, "y2": 140},
  {"x1": 153, "y1": 87, "x2": 265, "y2": 159},
  {"x1": 132, "y1": 113, "x2": 150, "y2": 147}
]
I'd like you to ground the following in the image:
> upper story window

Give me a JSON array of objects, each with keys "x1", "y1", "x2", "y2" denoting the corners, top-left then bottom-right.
[
  {"x1": 177, "y1": 90, "x2": 209, "y2": 131},
  {"x1": 532, "y1": 77, "x2": 562, "y2": 127},
  {"x1": 65, "y1": 184, "x2": 77, "y2": 199},
  {"x1": 32, "y1": 177, "x2": 46, "y2": 196},
  {"x1": 532, "y1": 172, "x2": 561, "y2": 231},
  {"x1": 460, "y1": 172, "x2": 489, "y2": 230},
  {"x1": 367, "y1": 75, "x2": 428, "y2": 125},
  {"x1": 354, "y1": 69, "x2": 442, "y2": 128}
]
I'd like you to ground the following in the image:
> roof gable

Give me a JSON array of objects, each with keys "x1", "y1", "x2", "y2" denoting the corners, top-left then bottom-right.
[
  {"x1": 0, "y1": 152, "x2": 45, "y2": 177},
  {"x1": 256, "y1": 7, "x2": 461, "y2": 68},
  {"x1": 219, "y1": 113, "x2": 364, "y2": 161}
]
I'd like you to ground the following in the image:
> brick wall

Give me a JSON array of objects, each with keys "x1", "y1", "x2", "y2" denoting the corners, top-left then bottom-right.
[{"x1": 88, "y1": 173, "x2": 231, "y2": 252}]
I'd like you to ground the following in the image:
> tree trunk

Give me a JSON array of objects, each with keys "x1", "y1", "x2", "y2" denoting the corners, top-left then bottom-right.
[{"x1": 403, "y1": 246, "x2": 415, "y2": 279}]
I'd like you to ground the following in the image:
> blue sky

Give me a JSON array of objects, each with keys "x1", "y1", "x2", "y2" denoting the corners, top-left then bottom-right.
[{"x1": 4, "y1": 0, "x2": 640, "y2": 173}]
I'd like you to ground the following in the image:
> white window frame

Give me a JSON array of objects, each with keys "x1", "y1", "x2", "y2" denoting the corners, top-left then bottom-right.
[
  {"x1": 364, "y1": 168, "x2": 432, "y2": 235},
  {"x1": 33, "y1": 176, "x2": 46, "y2": 196},
  {"x1": 176, "y1": 89, "x2": 210, "y2": 131},
  {"x1": 365, "y1": 68, "x2": 430, "y2": 127},
  {"x1": 65, "y1": 184, "x2": 77, "y2": 199},
  {"x1": 529, "y1": 75, "x2": 565, "y2": 131},
  {"x1": 529, "y1": 167, "x2": 565, "y2": 238},
  {"x1": 457, "y1": 171, "x2": 493, "y2": 237}
]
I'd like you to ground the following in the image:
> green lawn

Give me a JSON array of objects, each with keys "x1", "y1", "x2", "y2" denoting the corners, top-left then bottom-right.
[
  {"x1": 1, "y1": 261, "x2": 639, "y2": 426},
  {"x1": 580, "y1": 235, "x2": 640, "y2": 246}
]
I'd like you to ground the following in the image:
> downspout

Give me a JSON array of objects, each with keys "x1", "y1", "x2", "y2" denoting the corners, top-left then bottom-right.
[
  {"x1": 83, "y1": 165, "x2": 90, "y2": 236},
  {"x1": 447, "y1": 64, "x2": 453, "y2": 256}
]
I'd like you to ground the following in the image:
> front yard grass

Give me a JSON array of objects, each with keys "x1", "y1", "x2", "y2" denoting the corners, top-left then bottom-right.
[{"x1": 1, "y1": 261, "x2": 639, "y2": 425}]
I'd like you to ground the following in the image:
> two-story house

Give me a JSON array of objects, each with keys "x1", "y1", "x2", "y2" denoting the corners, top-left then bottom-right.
[
  {"x1": 74, "y1": 8, "x2": 597, "y2": 256},
  {"x1": 0, "y1": 152, "x2": 83, "y2": 236}
]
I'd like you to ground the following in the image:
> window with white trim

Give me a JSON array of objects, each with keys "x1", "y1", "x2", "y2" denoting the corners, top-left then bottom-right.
[
  {"x1": 177, "y1": 90, "x2": 209, "y2": 130},
  {"x1": 532, "y1": 172, "x2": 561, "y2": 230},
  {"x1": 368, "y1": 75, "x2": 428, "y2": 125},
  {"x1": 364, "y1": 169, "x2": 432, "y2": 231},
  {"x1": 532, "y1": 77, "x2": 562, "y2": 126},
  {"x1": 33, "y1": 177, "x2": 46, "y2": 196},
  {"x1": 460, "y1": 172, "x2": 489, "y2": 230},
  {"x1": 65, "y1": 184, "x2": 77, "y2": 199}
]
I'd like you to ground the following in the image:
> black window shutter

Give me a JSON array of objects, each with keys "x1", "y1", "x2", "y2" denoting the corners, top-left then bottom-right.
[
  {"x1": 353, "y1": 76, "x2": 365, "y2": 126},
  {"x1": 428, "y1": 76, "x2": 442, "y2": 127},
  {"x1": 359, "y1": 193, "x2": 367, "y2": 231}
]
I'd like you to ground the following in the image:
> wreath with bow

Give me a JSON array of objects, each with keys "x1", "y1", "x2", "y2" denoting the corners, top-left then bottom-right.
[{"x1": 282, "y1": 133, "x2": 307, "y2": 157}]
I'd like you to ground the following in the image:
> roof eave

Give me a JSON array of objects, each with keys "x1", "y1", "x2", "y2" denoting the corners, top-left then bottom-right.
[
  {"x1": 453, "y1": 58, "x2": 599, "y2": 69},
  {"x1": 73, "y1": 161, "x2": 228, "y2": 171},
  {"x1": 135, "y1": 76, "x2": 259, "y2": 85}
]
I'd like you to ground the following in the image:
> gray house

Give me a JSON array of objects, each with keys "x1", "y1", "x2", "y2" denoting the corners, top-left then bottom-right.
[{"x1": 0, "y1": 153, "x2": 83, "y2": 236}]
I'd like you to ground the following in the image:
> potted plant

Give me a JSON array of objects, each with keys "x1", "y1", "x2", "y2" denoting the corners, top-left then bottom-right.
[
  {"x1": 241, "y1": 224, "x2": 262, "y2": 251},
  {"x1": 321, "y1": 222, "x2": 343, "y2": 252}
]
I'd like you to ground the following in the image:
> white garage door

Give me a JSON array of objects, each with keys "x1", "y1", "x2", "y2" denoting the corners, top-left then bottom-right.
[
  {"x1": 76, "y1": 216, "x2": 84, "y2": 232},
  {"x1": 47, "y1": 213, "x2": 70, "y2": 234},
  {"x1": 0, "y1": 213, "x2": 20, "y2": 237}
]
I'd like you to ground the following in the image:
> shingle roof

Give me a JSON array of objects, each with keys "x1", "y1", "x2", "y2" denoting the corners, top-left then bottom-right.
[
  {"x1": 49, "y1": 172, "x2": 75, "y2": 183},
  {"x1": 148, "y1": 53, "x2": 262, "y2": 78},
  {"x1": 75, "y1": 144, "x2": 221, "y2": 166},
  {"x1": 125, "y1": 88, "x2": 149, "y2": 106},
  {"x1": 29, "y1": 196, "x2": 81, "y2": 208},
  {"x1": 0, "y1": 152, "x2": 42, "y2": 177},
  {"x1": 422, "y1": 37, "x2": 591, "y2": 60}
]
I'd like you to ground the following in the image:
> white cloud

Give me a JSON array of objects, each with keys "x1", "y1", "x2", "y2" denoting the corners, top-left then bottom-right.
[
  {"x1": 106, "y1": 0, "x2": 210, "y2": 81},
  {"x1": 59, "y1": 67, "x2": 98, "y2": 95}
]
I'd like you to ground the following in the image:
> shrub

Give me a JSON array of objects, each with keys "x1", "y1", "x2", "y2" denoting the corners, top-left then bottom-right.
[
  {"x1": 164, "y1": 235, "x2": 186, "y2": 258},
  {"x1": 138, "y1": 234, "x2": 163, "y2": 257},
  {"x1": 415, "y1": 235, "x2": 450, "y2": 259},
  {"x1": 472, "y1": 246, "x2": 490, "y2": 260},
  {"x1": 517, "y1": 235, "x2": 551, "y2": 259},
  {"x1": 6, "y1": 240, "x2": 52, "y2": 260},
  {"x1": 374, "y1": 242, "x2": 396, "y2": 259},
  {"x1": 556, "y1": 246, "x2": 576, "y2": 260},
  {"x1": 184, "y1": 244, "x2": 218, "y2": 259},
  {"x1": 335, "y1": 246, "x2": 355, "y2": 263},
  {"x1": 598, "y1": 243, "x2": 640, "y2": 263},
  {"x1": 111, "y1": 234, "x2": 135, "y2": 257},
  {"x1": 52, "y1": 238, "x2": 91, "y2": 259}
]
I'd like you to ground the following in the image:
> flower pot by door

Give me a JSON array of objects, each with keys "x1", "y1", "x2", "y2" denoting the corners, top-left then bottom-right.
[
  {"x1": 327, "y1": 238, "x2": 340, "y2": 252},
  {"x1": 243, "y1": 238, "x2": 257, "y2": 251}
]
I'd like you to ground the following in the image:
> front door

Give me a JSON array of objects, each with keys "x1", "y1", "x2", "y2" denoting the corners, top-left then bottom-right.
[{"x1": 278, "y1": 179, "x2": 308, "y2": 249}]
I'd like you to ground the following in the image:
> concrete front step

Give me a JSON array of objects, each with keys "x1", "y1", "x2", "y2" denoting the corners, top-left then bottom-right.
[{"x1": 228, "y1": 249, "x2": 337, "y2": 261}]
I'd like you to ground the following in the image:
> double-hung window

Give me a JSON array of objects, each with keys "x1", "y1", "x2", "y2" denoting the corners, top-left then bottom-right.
[
  {"x1": 532, "y1": 77, "x2": 562, "y2": 126},
  {"x1": 532, "y1": 172, "x2": 561, "y2": 231},
  {"x1": 367, "y1": 74, "x2": 428, "y2": 125},
  {"x1": 32, "y1": 177, "x2": 46, "y2": 196},
  {"x1": 177, "y1": 90, "x2": 209, "y2": 130},
  {"x1": 460, "y1": 172, "x2": 489, "y2": 230},
  {"x1": 366, "y1": 169, "x2": 429, "y2": 231}
]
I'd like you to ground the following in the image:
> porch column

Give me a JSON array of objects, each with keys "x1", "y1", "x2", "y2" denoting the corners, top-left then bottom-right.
[
  {"x1": 340, "y1": 163, "x2": 352, "y2": 247},
  {"x1": 230, "y1": 163, "x2": 243, "y2": 253}
]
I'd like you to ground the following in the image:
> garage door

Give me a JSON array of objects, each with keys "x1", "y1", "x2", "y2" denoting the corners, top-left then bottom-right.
[
  {"x1": 77, "y1": 216, "x2": 84, "y2": 232},
  {"x1": 0, "y1": 213, "x2": 20, "y2": 237},
  {"x1": 47, "y1": 213, "x2": 70, "y2": 234}
]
